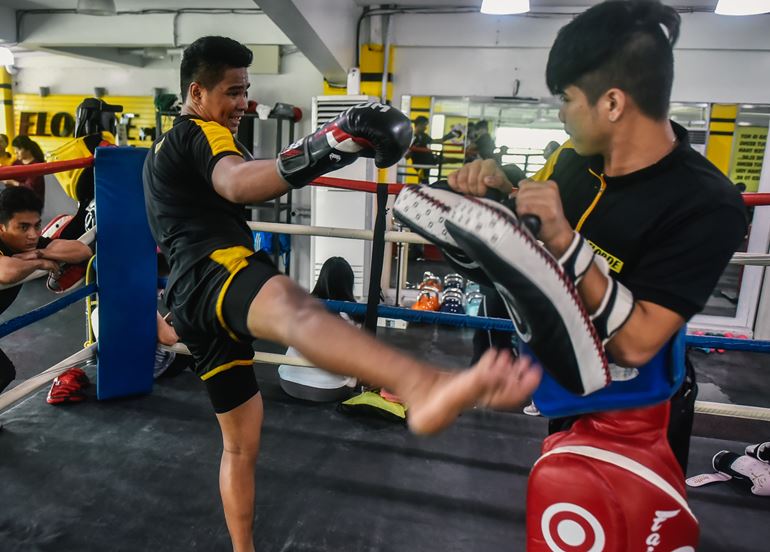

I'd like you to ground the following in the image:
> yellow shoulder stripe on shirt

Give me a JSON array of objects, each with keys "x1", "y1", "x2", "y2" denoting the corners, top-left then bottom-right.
[
  {"x1": 532, "y1": 139, "x2": 574, "y2": 182},
  {"x1": 191, "y1": 119, "x2": 240, "y2": 157}
]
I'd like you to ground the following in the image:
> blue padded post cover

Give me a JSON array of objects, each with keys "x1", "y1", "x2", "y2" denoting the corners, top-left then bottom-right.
[
  {"x1": 94, "y1": 147, "x2": 156, "y2": 399},
  {"x1": 530, "y1": 327, "x2": 686, "y2": 418}
]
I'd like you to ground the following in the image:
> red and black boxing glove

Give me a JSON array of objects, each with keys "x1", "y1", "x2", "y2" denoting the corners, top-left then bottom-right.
[{"x1": 276, "y1": 101, "x2": 412, "y2": 189}]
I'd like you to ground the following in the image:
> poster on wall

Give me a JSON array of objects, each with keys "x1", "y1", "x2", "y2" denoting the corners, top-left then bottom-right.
[{"x1": 728, "y1": 126, "x2": 768, "y2": 192}]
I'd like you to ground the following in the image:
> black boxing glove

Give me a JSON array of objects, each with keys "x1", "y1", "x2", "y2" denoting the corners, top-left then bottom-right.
[{"x1": 276, "y1": 101, "x2": 412, "y2": 189}]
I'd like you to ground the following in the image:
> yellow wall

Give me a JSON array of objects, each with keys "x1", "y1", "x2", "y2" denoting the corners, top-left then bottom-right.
[
  {"x1": 323, "y1": 44, "x2": 394, "y2": 100},
  {"x1": 0, "y1": 68, "x2": 13, "y2": 143},
  {"x1": 705, "y1": 104, "x2": 738, "y2": 175},
  {"x1": 12, "y1": 94, "x2": 157, "y2": 155}
]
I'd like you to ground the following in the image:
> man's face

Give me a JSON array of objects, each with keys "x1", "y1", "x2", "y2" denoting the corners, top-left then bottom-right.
[
  {"x1": 0, "y1": 211, "x2": 42, "y2": 252},
  {"x1": 415, "y1": 122, "x2": 428, "y2": 133},
  {"x1": 195, "y1": 67, "x2": 250, "y2": 133},
  {"x1": 558, "y1": 85, "x2": 608, "y2": 156}
]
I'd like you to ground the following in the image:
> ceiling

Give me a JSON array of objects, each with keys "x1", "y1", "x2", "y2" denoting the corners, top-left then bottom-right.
[
  {"x1": 0, "y1": 0, "x2": 259, "y2": 9},
  {"x1": 0, "y1": 0, "x2": 722, "y2": 12},
  {"x1": 352, "y1": 0, "x2": 720, "y2": 10}
]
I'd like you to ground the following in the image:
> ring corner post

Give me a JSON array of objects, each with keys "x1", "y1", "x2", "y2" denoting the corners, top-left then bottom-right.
[{"x1": 94, "y1": 146, "x2": 156, "y2": 400}]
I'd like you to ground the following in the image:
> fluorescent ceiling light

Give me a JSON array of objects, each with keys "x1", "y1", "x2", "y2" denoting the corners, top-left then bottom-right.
[
  {"x1": 77, "y1": 0, "x2": 117, "y2": 16},
  {"x1": 0, "y1": 47, "x2": 13, "y2": 66},
  {"x1": 481, "y1": 0, "x2": 530, "y2": 15},
  {"x1": 715, "y1": 0, "x2": 770, "y2": 15}
]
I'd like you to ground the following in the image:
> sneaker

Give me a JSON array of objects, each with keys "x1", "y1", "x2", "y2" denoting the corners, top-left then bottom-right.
[
  {"x1": 47, "y1": 263, "x2": 87, "y2": 293},
  {"x1": 523, "y1": 402, "x2": 541, "y2": 417},
  {"x1": 46, "y1": 367, "x2": 90, "y2": 404}
]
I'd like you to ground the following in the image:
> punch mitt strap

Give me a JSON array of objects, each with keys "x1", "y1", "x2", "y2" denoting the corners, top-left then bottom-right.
[{"x1": 444, "y1": 197, "x2": 610, "y2": 396}]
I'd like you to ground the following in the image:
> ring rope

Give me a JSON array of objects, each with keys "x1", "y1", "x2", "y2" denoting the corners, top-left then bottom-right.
[
  {"x1": 247, "y1": 221, "x2": 429, "y2": 244},
  {"x1": 0, "y1": 283, "x2": 97, "y2": 340},
  {"x1": 4, "y1": 156, "x2": 770, "y2": 206},
  {"x1": 162, "y1": 342, "x2": 770, "y2": 422},
  {"x1": 161, "y1": 343, "x2": 315, "y2": 367},
  {"x1": 0, "y1": 157, "x2": 94, "y2": 180},
  {"x1": 694, "y1": 400, "x2": 770, "y2": 421}
]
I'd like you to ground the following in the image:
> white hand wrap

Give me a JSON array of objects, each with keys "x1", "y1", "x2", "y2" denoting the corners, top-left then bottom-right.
[
  {"x1": 557, "y1": 232, "x2": 595, "y2": 285},
  {"x1": 591, "y1": 254, "x2": 634, "y2": 345}
]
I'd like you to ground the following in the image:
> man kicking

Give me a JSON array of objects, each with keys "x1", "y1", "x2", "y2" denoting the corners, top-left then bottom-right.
[{"x1": 143, "y1": 36, "x2": 540, "y2": 552}]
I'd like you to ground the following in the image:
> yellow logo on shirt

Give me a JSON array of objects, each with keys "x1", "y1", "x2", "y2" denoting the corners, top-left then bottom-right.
[
  {"x1": 587, "y1": 240, "x2": 624, "y2": 273},
  {"x1": 154, "y1": 136, "x2": 166, "y2": 154}
]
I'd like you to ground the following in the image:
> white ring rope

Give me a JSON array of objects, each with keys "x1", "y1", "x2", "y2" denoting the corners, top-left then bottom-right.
[
  {"x1": 248, "y1": 221, "x2": 770, "y2": 267},
  {"x1": 247, "y1": 221, "x2": 429, "y2": 244},
  {"x1": 4, "y1": 342, "x2": 769, "y2": 422},
  {"x1": 160, "y1": 342, "x2": 315, "y2": 367},
  {"x1": 694, "y1": 400, "x2": 770, "y2": 421},
  {"x1": 0, "y1": 227, "x2": 96, "y2": 291},
  {"x1": 163, "y1": 342, "x2": 770, "y2": 422}
]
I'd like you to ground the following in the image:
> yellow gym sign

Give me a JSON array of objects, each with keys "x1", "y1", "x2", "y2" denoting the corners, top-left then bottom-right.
[{"x1": 12, "y1": 94, "x2": 157, "y2": 152}]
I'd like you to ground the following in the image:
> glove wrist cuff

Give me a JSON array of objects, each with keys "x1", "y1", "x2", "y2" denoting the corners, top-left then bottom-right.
[{"x1": 276, "y1": 137, "x2": 313, "y2": 189}]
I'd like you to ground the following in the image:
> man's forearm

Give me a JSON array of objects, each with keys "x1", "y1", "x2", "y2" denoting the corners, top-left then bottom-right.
[
  {"x1": 215, "y1": 159, "x2": 290, "y2": 204},
  {"x1": 41, "y1": 240, "x2": 93, "y2": 263},
  {"x1": 0, "y1": 258, "x2": 51, "y2": 285}
]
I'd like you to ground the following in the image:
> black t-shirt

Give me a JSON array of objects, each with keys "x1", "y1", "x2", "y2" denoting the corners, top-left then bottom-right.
[
  {"x1": 409, "y1": 131, "x2": 435, "y2": 166},
  {"x1": 531, "y1": 122, "x2": 747, "y2": 320},
  {"x1": 0, "y1": 236, "x2": 52, "y2": 315},
  {"x1": 143, "y1": 115, "x2": 254, "y2": 297},
  {"x1": 475, "y1": 133, "x2": 495, "y2": 160}
]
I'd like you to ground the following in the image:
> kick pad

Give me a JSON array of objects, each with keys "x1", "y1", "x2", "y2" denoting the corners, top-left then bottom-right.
[
  {"x1": 445, "y1": 197, "x2": 609, "y2": 396},
  {"x1": 393, "y1": 186, "x2": 492, "y2": 286}
]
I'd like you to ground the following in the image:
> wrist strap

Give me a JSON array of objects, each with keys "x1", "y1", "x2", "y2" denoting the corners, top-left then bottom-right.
[
  {"x1": 591, "y1": 257, "x2": 634, "y2": 344},
  {"x1": 557, "y1": 232, "x2": 595, "y2": 285}
]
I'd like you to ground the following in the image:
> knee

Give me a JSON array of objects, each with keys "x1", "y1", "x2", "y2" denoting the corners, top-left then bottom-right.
[{"x1": 257, "y1": 277, "x2": 325, "y2": 338}]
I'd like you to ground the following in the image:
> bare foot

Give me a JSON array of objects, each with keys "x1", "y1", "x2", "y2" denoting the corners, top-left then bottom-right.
[
  {"x1": 157, "y1": 312, "x2": 179, "y2": 346},
  {"x1": 403, "y1": 349, "x2": 541, "y2": 435}
]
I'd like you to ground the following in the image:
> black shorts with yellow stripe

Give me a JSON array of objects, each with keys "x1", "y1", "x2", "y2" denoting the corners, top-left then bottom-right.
[{"x1": 168, "y1": 246, "x2": 280, "y2": 413}]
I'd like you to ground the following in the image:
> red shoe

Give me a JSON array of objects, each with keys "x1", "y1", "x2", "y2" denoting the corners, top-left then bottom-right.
[
  {"x1": 46, "y1": 367, "x2": 90, "y2": 404},
  {"x1": 47, "y1": 263, "x2": 87, "y2": 293},
  {"x1": 58, "y1": 367, "x2": 90, "y2": 388}
]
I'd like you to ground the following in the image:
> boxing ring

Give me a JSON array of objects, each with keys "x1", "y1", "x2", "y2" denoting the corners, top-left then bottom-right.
[{"x1": 0, "y1": 149, "x2": 769, "y2": 551}]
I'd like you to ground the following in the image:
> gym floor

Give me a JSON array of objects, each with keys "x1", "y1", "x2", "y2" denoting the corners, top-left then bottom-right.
[{"x1": 1, "y1": 276, "x2": 769, "y2": 551}]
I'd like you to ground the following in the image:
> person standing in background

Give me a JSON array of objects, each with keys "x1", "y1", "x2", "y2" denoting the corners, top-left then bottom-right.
[{"x1": 5, "y1": 136, "x2": 47, "y2": 205}]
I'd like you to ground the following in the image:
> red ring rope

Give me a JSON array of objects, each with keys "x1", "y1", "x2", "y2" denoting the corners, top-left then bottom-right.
[
  {"x1": 2, "y1": 155, "x2": 769, "y2": 205},
  {"x1": 0, "y1": 157, "x2": 94, "y2": 180},
  {"x1": 311, "y1": 176, "x2": 404, "y2": 195}
]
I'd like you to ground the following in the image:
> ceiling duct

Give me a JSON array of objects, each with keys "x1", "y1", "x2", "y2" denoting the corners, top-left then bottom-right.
[{"x1": 76, "y1": 0, "x2": 117, "y2": 16}]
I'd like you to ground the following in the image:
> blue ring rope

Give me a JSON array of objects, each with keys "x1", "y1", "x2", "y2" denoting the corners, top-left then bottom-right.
[
  {"x1": 324, "y1": 299, "x2": 770, "y2": 353},
  {"x1": 68, "y1": 280, "x2": 770, "y2": 354},
  {"x1": 0, "y1": 283, "x2": 97, "y2": 340}
]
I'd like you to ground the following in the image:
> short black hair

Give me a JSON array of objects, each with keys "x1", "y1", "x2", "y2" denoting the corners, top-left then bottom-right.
[
  {"x1": 546, "y1": 0, "x2": 680, "y2": 120},
  {"x1": 0, "y1": 186, "x2": 43, "y2": 224},
  {"x1": 413, "y1": 116, "x2": 429, "y2": 125},
  {"x1": 476, "y1": 120, "x2": 489, "y2": 130},
  {"x1": 11, "y1": 135, "x2": 46, "y2": 162},
  {"x1": 180, "y1": 36, "x2": 253, "y2": 101}
]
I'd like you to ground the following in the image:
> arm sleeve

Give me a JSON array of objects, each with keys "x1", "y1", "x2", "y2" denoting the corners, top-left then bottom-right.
[
  {"x1": 187, "y1": 120, "x2": 243, "y2": 186},
  {"x1": 625, "y1": 205, "x2": 747, "y2": 319}
]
